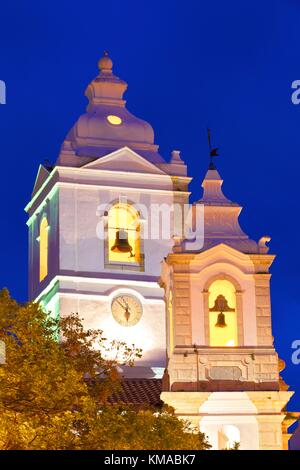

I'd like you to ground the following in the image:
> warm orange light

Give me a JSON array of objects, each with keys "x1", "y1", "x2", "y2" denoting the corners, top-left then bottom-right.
[
  {"x1": 209, "y1": 280, "x2": 238, "y2": 347},
  {"x1": 107, "y1": 115, "x2": 122, "y2": 125},
  {"x1": 39, "y1": 217, "x2": 48, "y2": 282},
  {"x1": 108, "y1": 204, "x2": 140, "y2": 264}
]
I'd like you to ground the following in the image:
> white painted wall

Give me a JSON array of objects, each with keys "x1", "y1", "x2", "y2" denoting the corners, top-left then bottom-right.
[
  {"x1": 199, "y1": 392, "x2": 260, "y2": 450},
  {"x1": 45, "y1": 278, "x2": 166, "y2": 371},
  {"x1": 28, "y1": 148, "x2": 188, "y2": 378},
  {"x1": 58, "y1": 183, "x2": 175, "y2": 276}
]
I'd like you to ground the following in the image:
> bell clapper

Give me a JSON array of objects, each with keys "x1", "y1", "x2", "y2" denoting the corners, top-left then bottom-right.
[{"x1": 128, "y1": 248, "x2": 135, "y2": 258}]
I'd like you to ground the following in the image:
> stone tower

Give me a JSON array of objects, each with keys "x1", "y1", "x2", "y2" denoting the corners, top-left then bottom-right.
[
  {"x1": 25, "y1": 53, "x2": 190, "y2": 378},
  {"x1": 160, "y1": 161, "x2": 294, "y2": 450}
]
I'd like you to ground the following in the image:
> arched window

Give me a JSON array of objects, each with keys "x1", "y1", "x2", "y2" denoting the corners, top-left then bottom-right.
[
  {"x1": 107, "y1": 203, "x2": 141, "y2": 265},
  {"x1": 39, "y1": 217, "x2": 49, "y2": 281},
  {"x1": 209, "y1": 279, "x2": 238, "y2": 347}
]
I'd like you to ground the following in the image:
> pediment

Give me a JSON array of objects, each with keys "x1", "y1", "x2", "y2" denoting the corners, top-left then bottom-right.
[
  {"x1": 178, "y1": 243, "x2": 256, "y2": 274},
  {"x1": 82, "y1": 147, "x2": 167, "y2": 175},
  {"x1": 192, "y1": 243, "x2": 253, "y2": 264},
  {"x1": 32, "y1": 165, "x2": 51, "y2": 197}
]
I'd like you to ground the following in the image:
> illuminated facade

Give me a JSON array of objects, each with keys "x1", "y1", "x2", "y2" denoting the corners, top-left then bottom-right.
[
  {"x1": 26, "y1": 53, "x2": 295, "y2": 449},
  {"x1": 26, "y1": 52, "x2": 189, "y2": 377},
  {"x1": 160, "y1": 164, "x2": 295, "y2": 449}
]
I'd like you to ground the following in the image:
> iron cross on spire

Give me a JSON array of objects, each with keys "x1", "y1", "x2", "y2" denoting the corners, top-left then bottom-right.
[{"x1": 207, "y1": 128, "x2": 219, "y2": 169}]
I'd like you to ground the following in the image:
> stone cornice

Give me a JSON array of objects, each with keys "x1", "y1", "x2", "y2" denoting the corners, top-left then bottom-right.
[
  {"x1": 166, "y1": 244, "x2": 276, "y2": 273},
  {"x1": 26, "y1": 167, "x2": 191, "y2": 219},
  {"x1": 167, "y1": 243, "x2": 256, "y2": 264},
  {"x1": 249, "y1": 254, "x2": 276, "y2": 270}
]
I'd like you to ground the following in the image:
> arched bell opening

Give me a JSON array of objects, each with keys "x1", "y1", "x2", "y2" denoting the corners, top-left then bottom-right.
[
  {"x1": 105, "y1": 202, "x2": 144, "y2": 269},
  {"x1": 208, "y1": 279, "x2": 238, "y2": 347}
]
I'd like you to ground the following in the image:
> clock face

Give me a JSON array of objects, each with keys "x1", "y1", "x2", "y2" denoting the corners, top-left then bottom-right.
[{"x1": 111, "y1": 294, "x2": 143, "y2": 327}]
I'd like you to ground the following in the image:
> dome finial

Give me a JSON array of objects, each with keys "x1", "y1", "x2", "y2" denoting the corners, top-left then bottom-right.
[{"x1": 98, "y1": 50, "x2": 113, "y2": 74}]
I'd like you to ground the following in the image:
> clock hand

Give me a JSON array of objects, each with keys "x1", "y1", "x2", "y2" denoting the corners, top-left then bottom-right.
[
  {"x1": 117, "y1": 300, "x2": 127, "y2": 310},
  {"x1": 121, "y1": 297, "x2": 131, "y2": 311},
  {"x1": 115, "y1": 300, "x2": 131, "y2": 323},
  {"x1": 124, "y1": 307, "x2": 131, "y2": 323},
  {"x1": 117, "y1": 299, "x2": 132, "y2": 321},
  {"x1": 120, "y1": 297, "x2": 132, "y2": 323}
]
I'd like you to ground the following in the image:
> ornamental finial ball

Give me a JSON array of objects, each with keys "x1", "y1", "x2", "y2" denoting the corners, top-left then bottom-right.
[{"x1": 98, "y1": 51, "x2": 113, "y2": 72}]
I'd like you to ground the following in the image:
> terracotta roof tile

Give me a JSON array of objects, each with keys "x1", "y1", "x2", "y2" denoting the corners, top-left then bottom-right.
[{"x1": 108, "y1": 379, "x2": 162, "y2": 406}]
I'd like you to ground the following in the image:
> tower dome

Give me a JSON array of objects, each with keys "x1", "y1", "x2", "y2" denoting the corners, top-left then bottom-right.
[{"x1": 58, "y1": 52, "x2": 164, "y2": 165}]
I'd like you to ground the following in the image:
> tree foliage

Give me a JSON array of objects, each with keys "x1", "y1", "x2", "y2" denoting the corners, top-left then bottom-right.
[{"x1": 0, "y1": 289, "x2": 210, "y2": 450}]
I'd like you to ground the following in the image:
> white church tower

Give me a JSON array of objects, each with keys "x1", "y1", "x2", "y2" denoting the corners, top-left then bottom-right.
[{"x1": 25, "y1": 52, "x2": 191, "y2": 377}]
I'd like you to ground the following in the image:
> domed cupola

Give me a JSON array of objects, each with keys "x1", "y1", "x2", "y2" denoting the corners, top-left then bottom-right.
[{"x1": 58, "y1": 52, "x2": 164, "y2": 165}]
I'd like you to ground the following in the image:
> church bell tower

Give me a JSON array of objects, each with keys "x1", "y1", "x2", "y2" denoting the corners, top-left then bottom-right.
[
  {"x1": 160, "y1": 159, "x2": 294, "y2": 450},
  {"x1": 25, "y1": 52, "x2": 190, "y2": 378},
  {"x1": 25, "y1": 53, "x2": 296, "y2": 448}
]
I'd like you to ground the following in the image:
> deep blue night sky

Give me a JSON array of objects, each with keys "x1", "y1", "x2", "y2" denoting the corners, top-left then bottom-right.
[{"x1": 0, "y1": 1, "x2": 299, "y2": 409}]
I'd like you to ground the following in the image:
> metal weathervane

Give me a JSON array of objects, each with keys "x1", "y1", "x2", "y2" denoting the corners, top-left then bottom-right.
[{"x1": 207, "y1": 128, "x2": 219, "y2": 168}]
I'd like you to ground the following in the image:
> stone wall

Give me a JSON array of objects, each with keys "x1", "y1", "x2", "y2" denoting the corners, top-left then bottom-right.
[
  {"x1": 254, "y1": 274, "x2": 273, "y2": 346},
  {"x1": 167, "y1": 347, "x2": 279, "y2": 391}
]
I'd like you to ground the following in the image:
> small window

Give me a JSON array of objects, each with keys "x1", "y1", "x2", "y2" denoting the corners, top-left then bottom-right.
[{"x1": 107, "y1": 115, "x2": 122, "y2": 125}]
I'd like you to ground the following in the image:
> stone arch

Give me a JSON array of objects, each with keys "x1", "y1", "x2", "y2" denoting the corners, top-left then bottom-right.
[
  {"x1": 103, "y1": 199, "x2": 145, "y2": 271},
  {"x1": 203, "y1": 273, "x2": 244, "y2": 346},
  {"x1": 203, "y1": 272, "x2": 242, "y2": 293}
]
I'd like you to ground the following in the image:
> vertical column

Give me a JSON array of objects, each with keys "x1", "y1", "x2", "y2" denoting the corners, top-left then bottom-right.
[
  {"x1": 173, "y1": 272, "x2": 192, "y2": 346},
  {"x1": 203, "y1": 291, "x2": 210, "y2": 345},
  {"x1": 236, "y1": 291, "x2": 244, "y2": 346},
  {"x1": 256, "y1": 415, "x2": 285, "y2": 450},
  {"x1": 254, "y1": 274, "x2": 273, "y2": 346}
]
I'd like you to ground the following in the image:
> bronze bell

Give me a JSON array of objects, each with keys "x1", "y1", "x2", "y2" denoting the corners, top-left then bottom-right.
[
  {"x1": 215, "y1": 311, "x2": 227, "y2": 328},
  {"x1": 111, "y1": 230, "x2": 134, "y2": 257},
  {"x1": 209, "y1": 294, "x2": 234, "y2": 328}
]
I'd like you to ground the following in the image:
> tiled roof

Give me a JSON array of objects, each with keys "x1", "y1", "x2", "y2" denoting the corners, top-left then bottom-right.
[{"x1": 108, "y1": 379, "x2": 163, "y2": 406}]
